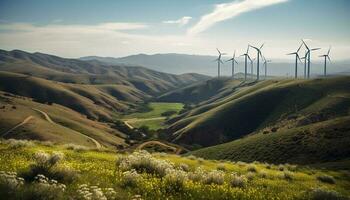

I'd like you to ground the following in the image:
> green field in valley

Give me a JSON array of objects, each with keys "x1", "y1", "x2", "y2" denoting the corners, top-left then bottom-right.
[{"x1": 123, "y1": 102, "x2": 184, "y2": 130}]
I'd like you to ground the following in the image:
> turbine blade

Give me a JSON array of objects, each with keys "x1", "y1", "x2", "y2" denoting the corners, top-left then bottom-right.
[
  {"x1": 220, "y1": 60, "x2": 224, "y2": 64},
  {"x1": 302, "y1": 39, "x2": 309, "y2": 50},
  {"x1": 297, "y1": 55, "x2": 302, "y2": 62},
  {"x1": 327, "y1": 56, "x2": 331, "y2": 62},
  {"x1": 235, "y1": 60, "x2": 238, "y2": 64},
  {"x1": 311, "y1": 48, "x2": 321, "y2": 51},
  {"x1": 260, "y1": 43, "x2": 265, "y2": 50},
  {"x1": 226, "y1": 58, "x2": 233, "y2": 62},
  {"x1": 297, "y1": 43, "x2": 303, "y2": 52},
  {"x1": 327, "y1": 46, "x2": 331, "y2": 55},
  {"x1": 216, "y1": 48, "x2": 221, "y2": 54}
]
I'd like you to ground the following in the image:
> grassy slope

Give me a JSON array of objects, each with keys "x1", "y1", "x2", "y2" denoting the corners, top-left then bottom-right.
[
  {"x1": 157, "y1": 78, "x2": 244, "y2": 104},
  {"x1": 0, "y1": 92, "x2": 125, "y2": 148},
  {"x1": 167, "y1": 77, "x2": 350, "y2": 147},
  {"x1": 123, "y1": 102, "x2": 184, "y2": 130},
  {"x1": 1, "y1": 141, "x2": 349, "y2": 199},
  {"x1": 0, "y1": 71, "x2": 144, "y2": 121},
  {"x1": 191, "y1": 116, "x2": 350, "y2": 165}
]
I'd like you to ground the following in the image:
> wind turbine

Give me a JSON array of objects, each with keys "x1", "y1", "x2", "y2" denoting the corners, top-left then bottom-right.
[
  {"x1": 287, "y1": 43, "x2": 303, "y2": 79},
  {"x1": 226, "y1": 50, "x2": 238, "y2": 79},
  {"x1": 302, "y1": 40, "x2": 321, "y2": 79},
  {"x1": 240, "y1": 46, "x2": 250, "y2": 81},
  {"x1": 249, "y1": 43, "x2": 264, "y2": 81},
  {"x1": 215, "y1": 48, "x2": 226, "y2": 77},
  {"x1": 319, "y1": 46, "x2": 331, "y2": 77},
  {"x1": 262, "y1": 56, "x2": 271, "y2": 79}
]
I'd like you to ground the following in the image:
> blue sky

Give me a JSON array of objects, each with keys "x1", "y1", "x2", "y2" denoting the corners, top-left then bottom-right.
[{"x1": 0, "y1": 0, "x2": 349, "y2": 60}]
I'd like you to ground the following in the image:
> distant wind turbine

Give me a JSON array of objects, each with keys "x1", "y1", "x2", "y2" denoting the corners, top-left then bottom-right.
[
  {"x1": 319, "y1": 46, "x2": 331, "y2": 77},
  {"x1": 240, "y1": 46, "x2": 250, "y2": 81},
  {"x1": 215, "y1": 48, "x2": 226, "y2": 77},
  {"x1": 249, "y1": 43, "x2": 264, "y2": 81},
  {"x1": 262, "y1": 56, "x2": 271, "y2": 79},
  {"x1": 287, "y1": 43, "x2": 303, "y2": 79},
  {"x1": 302, "y1": 40, "x2": 321, "y2": 79},
  {"x1": 226, "y1": 50, "x2": 238, "y2": 79}
]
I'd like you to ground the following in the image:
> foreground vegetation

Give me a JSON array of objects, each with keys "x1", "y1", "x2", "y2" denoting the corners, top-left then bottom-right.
[{"x1": 0, "y1": 139, "x2": 349, "y2": 200}]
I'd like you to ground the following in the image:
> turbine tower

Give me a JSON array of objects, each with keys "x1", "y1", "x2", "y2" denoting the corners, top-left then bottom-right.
[
  {"x1": 319, "y1": 46, "x2": 331, "y2": 77},
  {"x1": 301, "y1": 50, "x2": 308, "y2": 79},
  {"x1": 249, "y1": 43, "x2": 264, "y2": 81},
  {"x1": 250, "y1": 58, "x2": 256, "y2": 79},
  {"x1": 215, "y1": 48, "x2": 226, "y2": 78},
  {"x1": 262, "y1": 56, "x2": 271, "y2": 79},
  {"x1": 247, "y1": 55, "x2": 253, "y2": 79},
  {"x1": 240, "y1": 46, "x2": 250, "y2": 81},
  {"x1": 287, "y1": 43, "x2": 303, "y2": 79},
  {"x1": 226, "y1": 50, "x2": 238, "y2": 79},
  {"x1": 302, "y1": 40, "x2": 321, "y2": 79}
]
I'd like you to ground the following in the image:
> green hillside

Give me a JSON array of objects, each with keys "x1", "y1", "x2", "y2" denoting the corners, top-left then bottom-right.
[
  {"x1": 0, "y1": 91, "x2": 126, "y2": 148},
  {"x1": 190, "y1": 116, "x2": 350, "y2": 165},
  {"x1": 0, "y1": 71, "x2": 136, "y2": 121},
  {"x1": 166, "y1": 77, "x2": 350, "y2": 148}
]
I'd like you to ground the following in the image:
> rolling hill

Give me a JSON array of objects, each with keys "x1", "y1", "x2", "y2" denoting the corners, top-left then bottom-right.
[
  {"x1": 165, "y1": 77, "x2": 350, "y2": 150},
  {"x1": 0, "y1": 49, "x2": 209, "y2": 95},
  {"x1": 0, "y1": 91, "x2": 126, "y2": 148},
  {"x1": 190, "y1": 115, "x2": 350, "y2": 165}
]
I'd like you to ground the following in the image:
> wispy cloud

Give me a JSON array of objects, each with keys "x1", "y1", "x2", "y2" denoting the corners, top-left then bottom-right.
[
  {"x1": 187, "y1": 0, "x2": 288, "y2": 36},
  {"x1": 163, "y1": 16, "x2": 192, "y2": 26},
  {"x1": 0, "y1": 22, "x2": 197, "y2": 57}
]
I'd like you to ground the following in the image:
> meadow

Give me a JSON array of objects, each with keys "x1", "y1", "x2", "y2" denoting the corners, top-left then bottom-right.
[
  {"x1": 123, "y1": 102, "x2": 184, "y2": 130},
  {"x1": 0, "y1": 139, "x2": 349, "y2": 200}
]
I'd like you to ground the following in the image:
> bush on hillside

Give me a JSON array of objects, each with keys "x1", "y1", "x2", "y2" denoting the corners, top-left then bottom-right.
[
  {"x1": 317, "y1": 175, "x2": 336, "y2": 184},
  {"x1": 22, "y1": 151, "x2": 77, "y2": 183},
  {"x1": 308, "y1": 188, "x2": 345, "y2": 200},
  {"x1": 116, "y1": 151, "x2": 174, "y2": 177},
  {"x1": 229, "y1": 173, "x2": 247, "y2": 188}
]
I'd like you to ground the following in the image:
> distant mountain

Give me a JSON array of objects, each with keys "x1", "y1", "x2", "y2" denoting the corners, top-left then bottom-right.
[
  {"x1": 0, "y1": 50, "x2": 209, "y2": 95},
  {"x1": 80, "y1": 53, "x2": 350, "y2": 76}
]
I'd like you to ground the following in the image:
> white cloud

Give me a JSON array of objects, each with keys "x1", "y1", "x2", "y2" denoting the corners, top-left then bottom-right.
[
  {"x1": 187, "y1": 0, "x2": 288, "y2": 36},
  {"x1": 0, "y1": 22, "x2": 197, "y2": 57},
  {"x1": 163, "y1": 16, "x2": 192, "y2": 26}
]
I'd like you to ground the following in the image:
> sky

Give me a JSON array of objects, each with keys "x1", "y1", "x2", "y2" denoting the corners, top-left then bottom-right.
[{"x1": 0, "y1": 0, "x2": 349, "y2": 61}]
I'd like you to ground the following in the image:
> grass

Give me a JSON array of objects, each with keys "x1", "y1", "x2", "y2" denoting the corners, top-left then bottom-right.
[
  {"x1": 123, "y1": 102, "x2": 184, "y2": 130},
  {"x1": 190, "y1": 116, "x2": 350, "y2": 165},
  {"x1": 0, "y1": 140, "x2": 349, "y2": 200}
]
